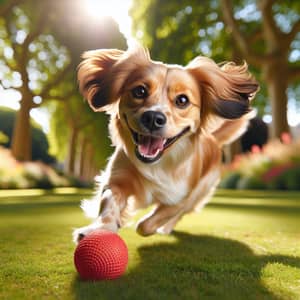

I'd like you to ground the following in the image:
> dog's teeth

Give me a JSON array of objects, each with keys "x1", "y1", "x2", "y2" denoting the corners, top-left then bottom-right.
[{"x1": 138, "y1": 147, "x2": 160, "y2": 159}]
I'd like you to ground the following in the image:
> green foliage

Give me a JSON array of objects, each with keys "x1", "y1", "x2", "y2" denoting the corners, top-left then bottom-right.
[
  {"x1": 47, "y1": 102, "x2": 70, "y2": 161},
  {"x1": 0, "y1": 2, "x2": 71, "y2": 97},
  {"x1": 236, "y1": 176, "x2": 267, "y2": 190},
  {"x1": 266, "y1": 165, "x2": 300, "y2": 191},
  {"x1": 131, "y1": 0, "x2": 228, "y2": 65},
  {"x1": 0, "y1": 131, "x2": 8, "y2": 144},
  {"x1": 282, "y1": 167, "x2": 300, "y2": 190},
  {"x1": 0, "y1": 107, "x2": 14, "y2": 146},
  {"x1": 218, "y1": 171, "x2": 241, "y2": 189},
  {"x1": 48, "y1": 97, "x2": 112, "y2": 169}
]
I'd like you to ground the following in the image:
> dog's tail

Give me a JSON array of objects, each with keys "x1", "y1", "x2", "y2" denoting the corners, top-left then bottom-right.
[{"x1": 208, "y1": 110, "x2": 256, "y2": 146}]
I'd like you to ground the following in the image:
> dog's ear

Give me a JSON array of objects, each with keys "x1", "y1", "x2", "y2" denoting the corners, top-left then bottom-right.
[
  {"x1": 187, "y1": 57, "x2": 259, "y2": 122},
  {"x1": 77, "y1": 49, "x2": 124, "y2": 112}
]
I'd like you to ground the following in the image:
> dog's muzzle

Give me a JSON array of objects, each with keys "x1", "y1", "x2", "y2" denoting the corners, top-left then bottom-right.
[{"x1": 124, "y1": 114, "x2": 190, "y2": 164}]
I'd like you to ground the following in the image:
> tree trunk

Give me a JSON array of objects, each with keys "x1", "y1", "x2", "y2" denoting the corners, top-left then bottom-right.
[
  {"x1": 65, "y1": 127, "x2": 78, "y2": 175},
  {"x1": 78, "y1": 135, "x2": 87, "y2": 178},
  {"x1": 223, "y1": 139, "x2": 242, "y2": 163},
  {"x1": 220, "y1": 0, "x2": 294, "y2": 141},
  {"x1": 82, "y1": 143, "x2": 93, "y2": 181},
  {"x1": 263, "y1": 61, "x2": 289, "y2": 139},
  {"x1": 81, "y1": 142, "x2": 98, "y2": 181},
  {"x1": 11, "y1": 99, "x2": 32, "y2": 161}
]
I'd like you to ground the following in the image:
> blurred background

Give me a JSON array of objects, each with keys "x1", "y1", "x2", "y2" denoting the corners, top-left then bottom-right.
[{"x1": 0, "y1": 0, "x2": 299, "y2": 190}]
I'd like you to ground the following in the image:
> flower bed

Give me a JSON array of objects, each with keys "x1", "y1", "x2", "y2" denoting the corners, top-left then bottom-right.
[
  {"x1": 220, "y1": 134, "x2": 300, "y2": 190},
  {"x1": 0, "y1": 147, "x2": 71, "y2": 189}
]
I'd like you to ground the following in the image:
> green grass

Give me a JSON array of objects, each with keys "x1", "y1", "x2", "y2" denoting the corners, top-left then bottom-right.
[{"x1": 0, "y1": 188, "x2": 300, "y2": 300}]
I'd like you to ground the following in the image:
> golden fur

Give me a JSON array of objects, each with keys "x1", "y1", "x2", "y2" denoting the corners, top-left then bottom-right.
[{"x1": 73, "y1": 44, "x2": 259, "y2": 241}]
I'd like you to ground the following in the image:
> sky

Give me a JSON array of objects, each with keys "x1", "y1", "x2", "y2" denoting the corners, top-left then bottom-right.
[{"x1": 0, "y1": 0, "x2": 299, "y2": 133}]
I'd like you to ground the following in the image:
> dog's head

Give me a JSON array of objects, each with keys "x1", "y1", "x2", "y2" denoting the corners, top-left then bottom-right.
[{"x1": 78, "y1": 44, "x2": 258, "y2": 164}]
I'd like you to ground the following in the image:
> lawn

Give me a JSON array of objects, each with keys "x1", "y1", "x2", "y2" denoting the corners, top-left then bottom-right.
[{"x1": 0, "y1": 188, "x2": 300, "y2": 300}]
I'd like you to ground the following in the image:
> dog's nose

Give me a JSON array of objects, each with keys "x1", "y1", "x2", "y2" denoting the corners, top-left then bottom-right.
[{"x1": 140, "y1": 111, "x2": 166, "y2": 131}]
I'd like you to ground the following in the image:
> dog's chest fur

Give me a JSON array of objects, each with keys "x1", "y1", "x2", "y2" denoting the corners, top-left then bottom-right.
[
  {"x1": 133, "y1": 144, "x2": 195, "y2": 206},
  {"x1": 141, "y1": 166, "x2": 190, "y2": 205}
]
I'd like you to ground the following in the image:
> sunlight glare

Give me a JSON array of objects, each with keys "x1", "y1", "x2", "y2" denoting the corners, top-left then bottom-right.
[{"x1": 84, "y1": 0, "x2": 133, "y2": 40}]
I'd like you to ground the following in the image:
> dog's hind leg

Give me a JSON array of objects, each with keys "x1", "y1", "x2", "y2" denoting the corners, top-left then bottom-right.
[
  {"x1": 136, "y1": 204, "x2": 184, "y2": 236},
  {"x1": 156, "y1": 212, "x2": 184, "y2": 235}
]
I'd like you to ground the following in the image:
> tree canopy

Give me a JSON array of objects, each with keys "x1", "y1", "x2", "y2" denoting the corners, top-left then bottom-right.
[
  {"x1": 0, "y1": 0, "x2": 126, "y2": 178},
  {"x1": 131, "y1": 0, "x2": 300, "y2": 138}
]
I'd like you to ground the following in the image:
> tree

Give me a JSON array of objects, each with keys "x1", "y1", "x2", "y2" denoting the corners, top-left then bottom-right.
[
  {"x1": 0, "y1": 107, "x2": 55, "y2": 163},
  {"x1": 48, "y1": 98, "x2": 112, "y2": 180},
  {"x1": 131, "y1": 0, "x2": 300, "y2": 138},
  {"x1": 44, "y1": 1, "x2": 126, "y2": 180},
  {"x1": 0, "y1": 0, "x2": 21, "y2": 15},
  {"x1": 0, "y1": 0, "x2": 126, "y2": 163},
  {"x1": 221, "y1": 0, "x2": 300, "y2": 138},
  {"x1": 0, "y1": 0, "x2": 72, "y2": 161}
]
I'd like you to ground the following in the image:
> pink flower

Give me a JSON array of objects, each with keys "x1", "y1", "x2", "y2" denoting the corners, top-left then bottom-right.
[
  {"x1": 251, "y1": 145, "x2": 261, "y2": 154},
  {"x1": 262, "y1": 163, "x2": 293, "y2": 183},
  {"x1": 281, "y1": 132, "x2": 292, "y2": 145}
]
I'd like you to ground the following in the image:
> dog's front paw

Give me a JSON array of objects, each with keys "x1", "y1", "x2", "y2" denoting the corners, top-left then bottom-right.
[
  {"x1": 156, "y1": 225, "x2": 173, "y2": 235},
  {"x1": 73, "y1": 225, "x2": 98, "y2": 244},
  {"x1": 73, "y1": 221, "x2": 119, "y2": 244}
]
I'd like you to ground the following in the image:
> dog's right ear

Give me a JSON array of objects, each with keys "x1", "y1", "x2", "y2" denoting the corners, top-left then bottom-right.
[{"x1": 77, "y1": 49, "x2": 124, "y2": 111}]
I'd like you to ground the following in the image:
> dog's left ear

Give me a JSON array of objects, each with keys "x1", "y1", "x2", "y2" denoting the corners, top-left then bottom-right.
[
  {"x1": 77, "y1": 49, "x2": 125, "y2": 112},
  {"x1": 187, "y1": 57, "x2": 259, "y2": 120}
]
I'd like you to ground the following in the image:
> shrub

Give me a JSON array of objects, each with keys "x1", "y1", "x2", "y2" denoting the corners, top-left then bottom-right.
[
  {"x1": 0, "y1": 146, "x2": 71, "y2": 189},
  {"x1": 218, "y1": 172, "x2": 241, "y2": 189},
  {"x1": 236, "y1": 176, "x2": 267, "y2": 190},
  {"x1": 278, "y1": 166, "x2": 300, "y2": 190},
  {"x1": 0, "y1": 131, "x2": 9, "y2": 144}
]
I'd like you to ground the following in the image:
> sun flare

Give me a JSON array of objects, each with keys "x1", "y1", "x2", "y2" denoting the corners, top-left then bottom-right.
[{"x1": 83, "y1": 0, "x2": 133, "y2": 40}]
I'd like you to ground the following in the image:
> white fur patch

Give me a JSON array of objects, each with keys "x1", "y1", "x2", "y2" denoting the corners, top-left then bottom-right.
[{"x1": 80, "y1": 195, "x2": 101, "y2": 219}]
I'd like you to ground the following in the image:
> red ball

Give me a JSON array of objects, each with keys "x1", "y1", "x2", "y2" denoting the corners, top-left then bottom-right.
[{"x1": 74, "y1": 230, "x2": 128, "y2": 280}]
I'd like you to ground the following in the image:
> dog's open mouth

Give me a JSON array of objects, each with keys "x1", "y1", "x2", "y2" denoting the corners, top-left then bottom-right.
[{"x1": 124, "y1": 115, "x2": 189, "y2": 163}]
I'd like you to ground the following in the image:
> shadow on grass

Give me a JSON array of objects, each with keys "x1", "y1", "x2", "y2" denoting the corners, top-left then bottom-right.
[
  {"x1": 209, "y1": 202, "x2": 300, "y2": 215},
  {"x1": 215, "y1": 190, "x2": 300, "y2": 200},
  {"x1": 0, "y1": 194, "x2": 85, "y2": 214},
  {"x1": 72, "y1": 231, "x2": 300, "y2": 300},
  {"x1": 0, "y1": 200, "x2": 78, "y2": 214}
]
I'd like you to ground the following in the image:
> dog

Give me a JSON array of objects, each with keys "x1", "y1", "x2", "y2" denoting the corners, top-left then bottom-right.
[{"x1": 73, "y1": 43, "x2": 258, "y2": 242}]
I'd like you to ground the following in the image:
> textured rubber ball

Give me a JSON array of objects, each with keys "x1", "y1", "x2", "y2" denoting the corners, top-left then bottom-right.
[{"x1": 74, "y1": 230, "x2": 128, "y2": 280}]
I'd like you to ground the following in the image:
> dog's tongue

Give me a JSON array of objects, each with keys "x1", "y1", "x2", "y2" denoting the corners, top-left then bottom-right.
[{"x1": 138, "y1": 136, "x2": 164, "y2": 156}]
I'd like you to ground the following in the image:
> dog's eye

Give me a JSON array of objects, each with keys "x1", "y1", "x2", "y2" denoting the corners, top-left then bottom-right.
[
  {"x1": 175, "y1": 94, "x2": 190, "y2": 108},
  {"x1": 131, "y1": 85, "x2": 148, "y2": 99}
]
